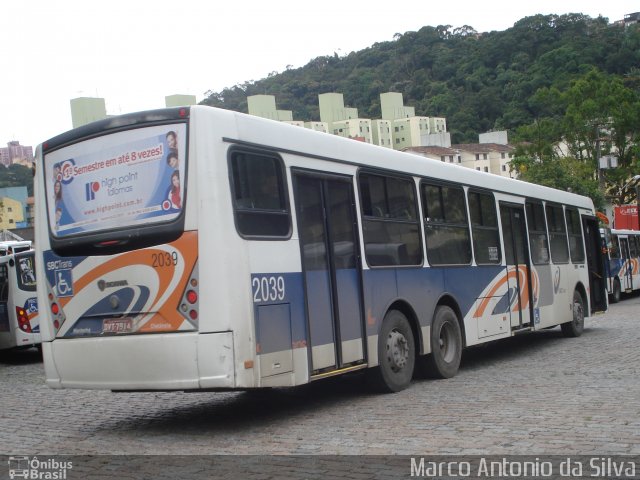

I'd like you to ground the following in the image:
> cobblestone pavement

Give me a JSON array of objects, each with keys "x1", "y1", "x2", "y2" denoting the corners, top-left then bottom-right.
[{"x1": 1, "y1": 294, "x2": 639, "y2": 457}]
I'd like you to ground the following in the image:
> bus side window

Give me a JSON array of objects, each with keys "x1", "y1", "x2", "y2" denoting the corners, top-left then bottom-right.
[
  {"x1": 526, "y1": 201, "x2": 549, "y2": 264},
  {"x1": 359, "y1": 172, "x2": 422, "y2": 267},
  {"x1": 422, "y1": 181, "x2": 471, "y2": 266},
  {"x1": 545, "y1": 204, "x2": 569, "y2": 264},
  {"x1": 0, "y1": 264, "x2": 8, "y2": 302},
  {"x1": 629, "y1": 235, "x2": 638, "y2": 258},
  {"x1": 229, "y1": 150, "x2": 290, "y2": 238},
  {"x1": 565, "y1": 208, "x2": 585, "y2": 263},
  {"x1": 469, "y1": 190, "x2": 501, "y2": 265},
  {"x1": 609, "y1": 235, "x2": 620, "y2": 258}
]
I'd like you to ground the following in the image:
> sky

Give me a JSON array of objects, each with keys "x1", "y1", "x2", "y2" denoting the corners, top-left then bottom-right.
[{"x1": 2, "y1": 0, "x2": 637, "y2": 148}]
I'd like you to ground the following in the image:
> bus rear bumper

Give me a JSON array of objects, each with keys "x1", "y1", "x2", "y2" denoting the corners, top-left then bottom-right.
[{"x1": 42, "y1": 332, "x2": 235, "y2": 391}]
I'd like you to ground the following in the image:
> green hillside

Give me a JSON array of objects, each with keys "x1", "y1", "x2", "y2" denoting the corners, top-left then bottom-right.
[{"x1": 201, "y1": 13, "x2": 640, "y2": 208}]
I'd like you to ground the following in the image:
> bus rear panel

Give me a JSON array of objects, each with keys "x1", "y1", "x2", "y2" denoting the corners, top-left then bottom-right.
[{"x1": 0, "y1": 251, "x2": 40, "y2": 350}]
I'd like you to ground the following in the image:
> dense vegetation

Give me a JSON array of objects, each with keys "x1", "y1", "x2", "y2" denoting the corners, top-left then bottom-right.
[
  {"x1": 0, "y1": 164, "x2": 34, "y2": 196},
  {"x1": 202, "y1": 13, "x2": 640, "y2": 209}
]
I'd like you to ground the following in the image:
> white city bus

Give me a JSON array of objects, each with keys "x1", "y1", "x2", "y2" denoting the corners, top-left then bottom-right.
[
  {"x1": 0, "y1": 240, "x2": 32, "y2": 257},
  {"x1": 0, "y1": 250, "x2": 40, "y2": 350},
  {"x1": 34, "y1": 106, "x2": 607, "y2": 393},
  {"x1": 601, "y1": 228, "x2": 640, "y2": 303}
]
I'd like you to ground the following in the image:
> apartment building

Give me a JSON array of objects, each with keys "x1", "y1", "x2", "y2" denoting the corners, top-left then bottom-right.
[
  {"x1": 404, "y1": 141, "x2": 516, "y2": 178},
  {"x1": 0, "y1": 141, "x2": 34, "y2": 167}
]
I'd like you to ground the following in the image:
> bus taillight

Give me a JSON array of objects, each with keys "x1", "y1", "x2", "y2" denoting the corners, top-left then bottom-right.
[
  {"x1": 16, "y1": 307, "x2": 32, "y2": 333},
  {"x1": 186, "y1": 290, "x2": 198, "y2": 304},
  {"x1": 179, "y1": 261, "x2": 199, "y2": 325}
]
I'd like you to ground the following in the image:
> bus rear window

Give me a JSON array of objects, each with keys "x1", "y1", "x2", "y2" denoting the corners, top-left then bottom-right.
[
  {"x1": 44, "y1": 123, "x2": 187, "y2": 238},
  {"x1": 16, "y1": 253, "x2": 36, "y2": 292}
]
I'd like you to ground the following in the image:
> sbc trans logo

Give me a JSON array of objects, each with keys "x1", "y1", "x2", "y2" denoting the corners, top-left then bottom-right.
[{"x1": 7, "y1": 456, "x2": 72, "y2": 479}]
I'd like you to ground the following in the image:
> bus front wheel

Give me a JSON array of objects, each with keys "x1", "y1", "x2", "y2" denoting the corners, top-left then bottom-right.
[
  {"x1": 368, "y1": 310, "x2": 415, "y2": 393},
  {"x1": 419, "y1": 305, "x2": 462, "y2": 379},
  {"x1": 561, "y1": 290, "x2": 585, "y2": 338}
]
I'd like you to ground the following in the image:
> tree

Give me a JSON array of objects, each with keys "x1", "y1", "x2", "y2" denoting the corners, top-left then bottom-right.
[
  {"x1": 0, "y1": 164, "x2": 34, "y2": 196},
  {"x1": 510, "y1": 155, "x2": 604, "y2": 209},
  {"x1": 559, "y1": 69, "x2": 640, "y2": 204}
]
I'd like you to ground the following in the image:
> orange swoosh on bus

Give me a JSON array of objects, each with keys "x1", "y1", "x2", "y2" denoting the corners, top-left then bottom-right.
[
  {"x1": 511, "y1": 265, "x2": 529, "y2": 312},
  {"x1": 473, "y1": 269, "x2": 516, "y2": 318},
  {"x1": 473, "y1": 265, "x2": 535, "y2": 318},
  {"x1": 59, "y1": 232, "x2": 198, "y2": 332}
]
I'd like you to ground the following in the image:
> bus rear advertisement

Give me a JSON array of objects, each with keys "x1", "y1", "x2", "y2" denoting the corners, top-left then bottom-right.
[{"x1": 34, "y1": 106, "x2": 607, "y2": 393}]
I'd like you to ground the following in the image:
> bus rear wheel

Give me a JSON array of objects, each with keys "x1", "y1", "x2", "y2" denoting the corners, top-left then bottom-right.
[
  {"x1": 561, "y1": 290, "x2": 585, "y2": 338},
  {"x1": 368, "y1": 310, "x2": 415, "y2": 393},
  {"x1": 611, "y1": 278, "x2": 621, "y2": 304},
  {"x1": 419, "y1": 305, "x2": 462, "y2": 379}
]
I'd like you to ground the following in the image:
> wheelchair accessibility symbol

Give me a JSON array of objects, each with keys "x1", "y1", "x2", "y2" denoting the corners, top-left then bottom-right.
[{"x1": 56, "y1": 269, "x2": 74, "y2": 297}]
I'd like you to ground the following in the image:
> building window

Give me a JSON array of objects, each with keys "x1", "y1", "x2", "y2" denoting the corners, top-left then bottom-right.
[
  {"x1": 476, "y1": 167, "x2": 480, "y2": 171},
  {"x1": 395, "y1": 126, "x2": 399, "y2": 132},
  {"x1": 501, "y1": 153, "x2": 506, "y2": 159},
  {"x1": 396, "y1": 138, "x2": 400, "y2": 144},
  {"x1": 501, "y1": 165, "x2": 506, "y2": 171},
  {"x1": 457, "y1": 156, "x2": 461, "y2": 163},
  {"x1": 483, "y1": 154, "x2": 488, "y2": 160},
  {"x1": 475, "y1": 154, "x2": 480, "y2": 160},
  {"x1": 7, "y1": 208, "x2": 12, "y2": 212},
  {"x1": 483, "y1": 167, "x2": 488, "y2": 172},
  {"x1": 449, "y1": 155, "x2": 454, "y2": 162},
  {"x1": 440, "y1": 156, "x2": 445, "y2": 162}
]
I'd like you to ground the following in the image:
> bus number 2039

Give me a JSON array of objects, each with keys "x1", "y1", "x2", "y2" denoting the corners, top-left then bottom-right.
[{"x1": 252, "y1": 275, "x2": 285, "y2": 303}]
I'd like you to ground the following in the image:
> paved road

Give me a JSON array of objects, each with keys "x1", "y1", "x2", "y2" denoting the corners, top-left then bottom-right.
[{"x1": 1, "y1": 294, "x2": 639, "y2": 457}]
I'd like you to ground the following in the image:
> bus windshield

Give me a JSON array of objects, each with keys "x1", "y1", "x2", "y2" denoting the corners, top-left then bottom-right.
[{"x1": 44, "y1": 123, "x2": 187, "y2": 238}]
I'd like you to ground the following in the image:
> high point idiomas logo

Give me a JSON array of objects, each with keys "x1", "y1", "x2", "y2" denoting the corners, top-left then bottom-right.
[{"x1": 85, "y1": 181, "x2": 100, "y2": 201}]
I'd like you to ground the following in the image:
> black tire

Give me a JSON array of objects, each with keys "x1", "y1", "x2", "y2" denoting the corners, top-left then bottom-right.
[
  {"x1": 367, "y1": 310, "x2": 415, "y2": 393},
  {"x1": 610, "y1": 278, "x2": 621, "y2": 304},
  {"x1": 419, "y1": 305, "x2": 462, "y2": 379},
  {"x1": 561, "y1": 290, "x2": 585, "y2": 337}
]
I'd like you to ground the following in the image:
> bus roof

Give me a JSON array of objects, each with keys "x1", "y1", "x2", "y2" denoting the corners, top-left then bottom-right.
[
  {"x1": 199, "y1": 106, "x2": 595, "y2": 211},
  {"x1": 40, "y1": 104, "x2": 594, "y2": 211}
]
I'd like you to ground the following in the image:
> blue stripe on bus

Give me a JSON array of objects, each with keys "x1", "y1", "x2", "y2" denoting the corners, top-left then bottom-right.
[{"x1": 254, "y1": 266, "x2": 506, "y2": 355}]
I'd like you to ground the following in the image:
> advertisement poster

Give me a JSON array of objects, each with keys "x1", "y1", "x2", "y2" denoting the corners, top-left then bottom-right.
[{"x1": 44, "y1": 124, "x2": 187, "y2": 237}]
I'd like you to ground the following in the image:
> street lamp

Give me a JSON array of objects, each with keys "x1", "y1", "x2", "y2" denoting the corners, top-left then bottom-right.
[{"x1": 622, "y1": 174, "x2": 640, "y2": 231}]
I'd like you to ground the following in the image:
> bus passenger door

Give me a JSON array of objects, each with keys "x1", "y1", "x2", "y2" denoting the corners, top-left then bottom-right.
[
  {"x1": 500, "y1": 204, "x2": 533, "y2": 329},
  {"x1": 294, "y1": 172, "x2": 365, "y2": 374},
  {"x1": 620, "y1": 238, "x2": 633, "y2": 292},
  {"x1": 582, "y1": 216, "x2": 607, "y2": 313}
]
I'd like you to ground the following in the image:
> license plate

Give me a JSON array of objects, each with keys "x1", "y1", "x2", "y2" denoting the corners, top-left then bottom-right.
[{"x1": 103, "y1": 317, "x2": 133, "y2": 334}]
